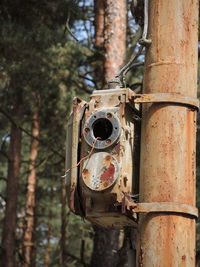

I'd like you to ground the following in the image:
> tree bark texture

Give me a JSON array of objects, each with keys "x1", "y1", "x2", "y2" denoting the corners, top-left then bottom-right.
[
  {"x1": 91, "y1": 226, "x2": 119, "y2": 267},
  {"x1": 44, "y1": 211, "x2": 52, "y2": 267},
  {"x1": 22, "y1": 112, "x2": 39, "y2": 267},
  {"x1": 103, "y1": 0, "x2": 127, "y2": 84},
  {"x1": 1, "y1": 111, "x2": 22, "y2": 267},
  {"x1": 94, "y1": 0, "x2": 105, "y2": 48},
  {"x1": 93, "y1": 0, "x2": 105, "y2": 90},
  {"x1": 60, "y1": 178, "x2": 68, "y2": 266}
]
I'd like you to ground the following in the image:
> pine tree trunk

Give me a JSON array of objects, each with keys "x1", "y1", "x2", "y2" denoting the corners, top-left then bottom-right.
[
  {"x1": 94, "y1": 0, "x2": 105, "y2": 89},
  {"x1": 1, "y1": 109, "x2": 22, "y2": 267},
  {"x1": 44, "y1": 211, "x2": 52, "y2": 267},
  {"x1": 59, "y1": 178, "x2": 68, "y2": 266},
  {"x1": 29, "y1": 208, "x2": 37, "y2": 267},
  {"x1": 94, "y1": 0, "x2": 105, "y2": 48},
  {"x1": 22, "y1": 112, "x2": 39, "y2": 267},
  {"x1": 103, "y1": 0, "x2": 127, "y2": 84},
  {"x1": 91, "y1": 1, "x2": 127, "y2": 267},
  {"x1": 91, "y1": 226, "x2": 120, "y2": 267}
]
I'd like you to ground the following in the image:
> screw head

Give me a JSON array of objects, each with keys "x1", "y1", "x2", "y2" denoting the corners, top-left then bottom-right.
[{"x1": 105, "y1": 139, "x2": 111, "y2": 144}]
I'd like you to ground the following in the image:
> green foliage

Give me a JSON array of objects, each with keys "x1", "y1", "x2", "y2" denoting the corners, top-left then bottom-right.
[
  {"x1": 0, "y1": 0, "x2": 94, "y2": 265},
  {"x1": 0, "y1": 0, "x2": 199, "y2": 265}
]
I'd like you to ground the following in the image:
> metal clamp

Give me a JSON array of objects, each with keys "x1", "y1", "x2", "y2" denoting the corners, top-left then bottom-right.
[
  {"x1": 122, "y1": 196, "x2": 198, "y2": 218},
  {"x1": 129, "y1": 92, "x2": 199, "y2": 110},
  {"x1": 134, "y1": 202, "x2": 198, "y2": 218}
]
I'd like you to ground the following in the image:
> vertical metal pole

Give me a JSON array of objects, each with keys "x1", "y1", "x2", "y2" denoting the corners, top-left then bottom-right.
[{"x1": 137, "y1": 0, "x2": 199, "y2": 266}]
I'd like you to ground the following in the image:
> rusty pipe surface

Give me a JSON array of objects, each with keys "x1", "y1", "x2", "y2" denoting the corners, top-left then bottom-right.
[{"x1": 137, "y1": 0, "x2": 199, "y2": 266}]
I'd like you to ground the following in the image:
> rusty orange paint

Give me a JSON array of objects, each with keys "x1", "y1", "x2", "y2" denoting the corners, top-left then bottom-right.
[
  {"x1": 114, "y1": 142, "x2": 121, "y2": 156},
  {"x1": 100, "y1": 163, "x2": 115, "y2": 187},
  {"x1": 82, "y1": 169, "x2": 90, "y2": 182},
  {"x1": 105, "y1": 155, "x2": 112, "y2": 161},
  {"x1": 137, "y1": 0, "x2": 199, "y2": 266}
]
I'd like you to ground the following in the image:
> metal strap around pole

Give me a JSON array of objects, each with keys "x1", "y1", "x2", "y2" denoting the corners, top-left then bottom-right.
[
  {"x1": 128, "y1": 92, "x2": 199, "y2": 110},
  {"x1": 133, "y1": 202, "x2": 198, "y2": 218}
]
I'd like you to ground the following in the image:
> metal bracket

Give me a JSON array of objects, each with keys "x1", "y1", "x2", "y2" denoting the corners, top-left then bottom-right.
[
  {"x1": 129, "y1": 92, "x2": 199, "y2": 110},
  {"x1": 134, "y1": 202, "x2": 198, "y2": 218},
  {"x1": 122, "y1": 196, "x2": 198, "y2": 219}
]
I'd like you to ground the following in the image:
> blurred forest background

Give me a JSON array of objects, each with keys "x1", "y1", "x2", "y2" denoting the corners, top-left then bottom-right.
[{"x1": 0, "y1": 0, "x2": 199, "y2": 266}]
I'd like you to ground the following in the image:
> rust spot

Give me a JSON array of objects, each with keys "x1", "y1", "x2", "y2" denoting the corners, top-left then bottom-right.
[
  {"x1": 105, "y1": 155, "x2": 111, "y2": 161},
  {"x1": 114, "y1": 142, "x2": 121, "y2": 155},
  {"x1": 182, "y1": 255, "x2": 186, "y2": 261},
  {"x1": 82, "y1": 168, "x2": 88, "y2": 174},
  {"x1": 82, "y1": 169, "x2": 89, "y2": 181},
  {"x1": 94, "y1": 96, "x2": 101, "y2": 103},
  {"x1": 84, "y1": 128, "x2": 90, "y2": 133},
  {"x1": 100, "y1": 163, "x2": 115, "y2": 187},
  {"x1": 106, "y1": 139, "x2": 111, "y2": 144},
  {"x1": 69, "y1": 183, "x2": 76, "y2": 213},
  {"x1": 103, "y1": 181, "x2": 109, "y2": 187},
  {"x1": 106, "y1": 112, "x2": 112, "y2": 119}
]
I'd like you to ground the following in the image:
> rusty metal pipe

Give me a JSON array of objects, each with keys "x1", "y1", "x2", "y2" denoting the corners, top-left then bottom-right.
[{"x1": 137, "y1": 0, "x2": 199, "y2": 266}]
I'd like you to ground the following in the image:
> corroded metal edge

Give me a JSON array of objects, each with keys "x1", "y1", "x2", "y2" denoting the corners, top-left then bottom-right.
[
  {"x1": 92, "y1": 89, "x2": 199, "y2": 110},
  {"x1": 129, "y1": 92, "x2": 199, "y2": 110},
  {"x1": 68, "y1": 97, "x2": 87, "y2": 214},
  {"x1": 134, "y1": 202, "x2": 198, "y2": 218},
  {"x1": 122, "y1": 194, "x2": 198, "y2": 219}
]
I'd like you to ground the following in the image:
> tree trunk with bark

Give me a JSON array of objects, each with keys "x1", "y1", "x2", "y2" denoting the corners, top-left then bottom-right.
[
  {"x1": 1, "y1": 108, "x2": 22, "y2": 267},
  {"x1": 103, "y1": 0, "x2": 127, "y2": 84},
  {"x1": 44, "y1": 211, "x2": 52, "y2": 267},
  {"x1": 91, "y1": 1, "x2": 127, "y2": 266},
  {"x1": 91, "y1": 226, "x2": 120, "y2": 267},
  {"x1": 22, "y1": 112, "x2": 39, "y2": 267},
  {"x1": 94, "y1": 0, "x2": 105, "y2": 48},
  {"x1": 60, "y1": 178, "x2": 68, "y2": 266},
  {"x1": 94, "y1": 0, "x2": 105, "y2": 89}
]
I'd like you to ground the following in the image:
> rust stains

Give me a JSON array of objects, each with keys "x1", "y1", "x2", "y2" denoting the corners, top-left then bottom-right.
[
  {"x1": 182, "y1": 255, "x2": 186, "y2": 261},
  {"x1": 100, "y1": 163, "x2": 115, "y2": 188},
  {"x1": 104, "y1": 154, "x2": 112, "y2": 168},
  {"x1": 82, "y1": 168, "x2": 89, "y2": 175},
  {"x1": 114, "y1": 142, "x2": 121, "y2": 155},
  {"x1": 82, "y1": 168, "x2": 89, "y2": 182},
  {"x1": 138, "y1": 0, "x2": 198, "y2": 264},
  {"x1": 138, "y1": 246, "x2": 144, "y2": 267},
  {"x1": 105, "y1": 155, "x2": 111, "y2": 161}
]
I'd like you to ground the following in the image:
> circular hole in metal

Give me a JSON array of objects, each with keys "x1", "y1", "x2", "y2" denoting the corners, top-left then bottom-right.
[{"x1": 92, "y1": 118, "x2": 113, "y2": 140}]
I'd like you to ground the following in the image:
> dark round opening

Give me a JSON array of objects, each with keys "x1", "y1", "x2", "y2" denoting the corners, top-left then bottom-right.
[{"x1": 92, "y1": 118, "x2": 113, "y2": 140}]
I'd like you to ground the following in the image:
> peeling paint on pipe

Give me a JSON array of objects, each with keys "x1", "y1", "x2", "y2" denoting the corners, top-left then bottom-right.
[{"x1": 137, "y1": 0, "x2": 199, "y2": 266}]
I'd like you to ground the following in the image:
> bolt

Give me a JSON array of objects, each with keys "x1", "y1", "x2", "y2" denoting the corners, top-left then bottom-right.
[
  {"x1": 106, "y1": 139, "x2": 111, "y2": 144},
  {"x1": 107, "y1": 113, "x2": 112, "y2": 119},
  {"x1": 85, "y1": 128, "x2": 90, "y2": 133}
]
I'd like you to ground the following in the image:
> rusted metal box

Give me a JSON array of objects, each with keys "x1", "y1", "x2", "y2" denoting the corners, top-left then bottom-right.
[{"x1": 65, "y1": 88, "x2": 140, "y2": 229}]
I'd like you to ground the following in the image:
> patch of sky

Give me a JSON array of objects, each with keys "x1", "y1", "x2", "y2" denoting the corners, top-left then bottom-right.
[{"x1": 73, "y1": 20, "x2": 94, "y2": 45}]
